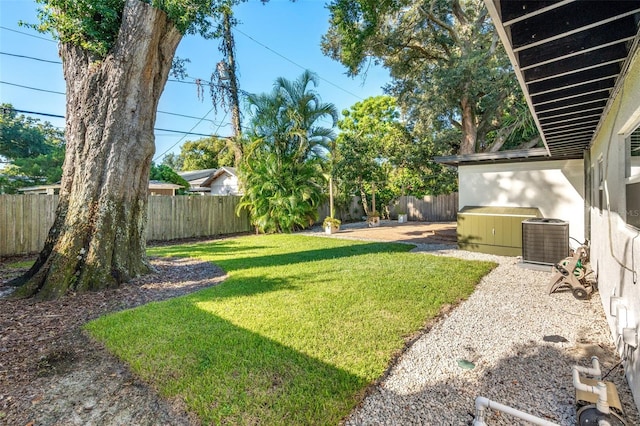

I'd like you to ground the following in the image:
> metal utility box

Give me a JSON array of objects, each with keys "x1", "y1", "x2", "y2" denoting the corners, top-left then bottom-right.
[
  {"x1": 457, "y1": 206, "x2": 542, "y2": 256},
  {"x1": 522, "y1": 218, "x2": 569, "y2": 265}
]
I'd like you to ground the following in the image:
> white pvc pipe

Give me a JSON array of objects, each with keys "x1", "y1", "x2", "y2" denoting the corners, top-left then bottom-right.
[
  {"x1": 473, "y1": 396, "x2": 560, "y2": 426},
  {"x1": 573, "y1": 367, "x2": 610, "y2": 415},
  {"x1": 573, "y1": 356, "x2": 602, "y2": 378}
]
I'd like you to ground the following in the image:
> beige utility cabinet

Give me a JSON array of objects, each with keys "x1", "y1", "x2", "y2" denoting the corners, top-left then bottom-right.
[{"x1": 457, "y1": 206, "x2": 542, "y2": 256}]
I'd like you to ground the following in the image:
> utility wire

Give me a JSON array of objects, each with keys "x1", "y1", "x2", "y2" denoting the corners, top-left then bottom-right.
[
  {"x1": 0, "y1": 80, "x2": 65, "y2": 95},
  {"x1": 153, "y1": 107, "x2": 223, "y2": 162},
  {"x1": 1, "y1": 28, "x2": 361, "y2": 101},
  {"x1": 8, "y1": 108, "x2": 219, "y2": 138},
  {"x1": 233, "y1": 27, "x2": 365, "y2": 101},
  {"x1": 0, "y1": 25, "x2": 56, "y2": 43},
  {"x1": 0, "y1": 51, "x2": 249, "y2": 96},
  {"x1": 0, "y1": 80, "x2": 228, "y2": 126},
  {"x1": 0, "y1": 51, "x2": 60, "y2": 64}
]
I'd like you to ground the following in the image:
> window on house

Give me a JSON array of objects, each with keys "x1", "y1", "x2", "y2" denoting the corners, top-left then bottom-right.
[{"x1": 626, "y1": 126, "x2": 640, "y2": 229}]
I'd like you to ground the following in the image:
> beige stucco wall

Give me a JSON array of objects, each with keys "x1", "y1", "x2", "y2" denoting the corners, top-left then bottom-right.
[
  {"x1": 588, "y1": 47, "x2": 640, "y2": 409},
  {"x1": 459, "y1": 159, "x2": 585, "y2": 244}
]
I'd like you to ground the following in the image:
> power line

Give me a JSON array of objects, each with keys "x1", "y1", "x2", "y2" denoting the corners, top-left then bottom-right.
[
  {"x1": 0, "y1": 80, "x2": 228, "y2": 125},
  {"x1": 0, "y1": 51, "x2": 61, "y2": 64},
  {"x1": 0, "y1": 51, "x2": 249, "y2": 96},
  {"x1": 8, "y1": 108, "x2": 220, "y2": 137},
  {"x1": 0, "y1": 25, "x2": 56, "y2": 43},
  {"x1": 157, "y1": 109, "x2": 222, "y2": 125},
  {"x1": 233, "y1": 27, "x2": 365, "y2": 101},
  {"x1": 2, "y1": 24, "x2": 367, "y2": 102},
  {"x1": 0, "y1": 80, "x2": 65, "y2": 95},
  {"x1": 153, "y1": 107, "x2": 223, "y2": 161},
  {"x1": 8, "y1": 109, "x2": 63, "y2": 119},
  {"x1": 154, "y1": 128, "x2": 212, "y2": 137}
]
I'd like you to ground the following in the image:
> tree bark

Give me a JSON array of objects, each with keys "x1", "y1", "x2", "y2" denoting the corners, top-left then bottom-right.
[
  {"x1": 11, "y1": 0, "x2": 182, "y2": 299},
  {"x1": 459, "y1": 93, "x2": 478, "y2": 155}
]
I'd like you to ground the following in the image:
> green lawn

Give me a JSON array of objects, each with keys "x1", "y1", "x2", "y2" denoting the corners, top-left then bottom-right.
[
  {"x1": 86, "y1": 235, "x2": 495, "y2": 425},
  {"x1": 5, "y1": 260, "x2": 34, "y2": 269}
]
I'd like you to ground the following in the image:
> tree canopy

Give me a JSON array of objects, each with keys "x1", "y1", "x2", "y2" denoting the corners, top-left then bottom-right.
[
  {"x1": 149, "y1": 163, "x2": 190, "y2": 193},
  {"x1": 0, "y1": 104, "x2": 65, "y2": 194},
  {"x1": 322, "y1": 0, "x2": 539, "y2": 155},
  {"x1": 31, "y1": 0, "x2": 243, "y2": 58},
  {"x1": 162, "y1": 136, "x2": 235, "y2": 171},
  {"x1": 333, "y1": 96, "x2": 455, "y2": 216}
]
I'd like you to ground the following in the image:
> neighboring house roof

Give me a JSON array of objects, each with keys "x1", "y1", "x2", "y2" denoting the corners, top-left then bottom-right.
[
  {"x1": 201, "y1": 166, "x2": 238, "y2": 187},
  {"x1": 484, "y1": 1, "x2": 640, "y2": 159},
  {"x1": 177, "y1": 168, "x2": 218, "y2": 182},
  {"x1": 18, "y1": 184, "x2": 61, "y2": 194},
  {"x1": 177, "y1": 168, "x2": 218, "y2": 192},
  {"x1": 148, "y1": 181, "x2": 183, "y2": 190}
]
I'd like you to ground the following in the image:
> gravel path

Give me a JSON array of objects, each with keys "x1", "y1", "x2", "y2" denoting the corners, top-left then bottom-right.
[{"x1": 345, "y1": 245, "x2": 640, "y2": 425}]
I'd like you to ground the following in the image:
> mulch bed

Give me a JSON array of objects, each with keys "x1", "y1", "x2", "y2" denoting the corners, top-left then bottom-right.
[{"x1": 0, "y1": 256, "x2": 227, "y2": 426}]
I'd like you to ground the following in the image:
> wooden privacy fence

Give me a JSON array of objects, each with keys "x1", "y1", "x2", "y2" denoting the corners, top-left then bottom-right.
[
  {"x1": 0, "y1": 194, "x2": 251, "y2": 257},
  {"x1": 394, "y1": 193, "x2": 458, "y2": 222}
]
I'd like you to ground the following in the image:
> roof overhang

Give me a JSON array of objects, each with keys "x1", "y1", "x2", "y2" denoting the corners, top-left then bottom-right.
[
  {"x1": 485, "y1": 0, "x2": 640, "y2": 159},
  {"x1": 434, "y1": 147, "x2": 579, "y2": 166}
]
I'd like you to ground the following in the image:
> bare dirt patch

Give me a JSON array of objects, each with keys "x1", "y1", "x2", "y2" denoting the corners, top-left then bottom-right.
[{"x1": 0, "y1": 256, "x2": 227, "y2": 426}]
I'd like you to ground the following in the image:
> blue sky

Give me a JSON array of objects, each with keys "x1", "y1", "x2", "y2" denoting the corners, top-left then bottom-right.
[{"x1": 0, "y1": 0, "x2": 391, "y2": 163}]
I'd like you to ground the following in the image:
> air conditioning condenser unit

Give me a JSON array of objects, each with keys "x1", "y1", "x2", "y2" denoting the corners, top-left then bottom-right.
[{"x1": 522, "y1": 218, "x2": 569, "y2": 265}]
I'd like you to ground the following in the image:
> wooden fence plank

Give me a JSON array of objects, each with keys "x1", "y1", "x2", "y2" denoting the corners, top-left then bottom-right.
[
  {"x1": 397, "y1": 194, "x2": 458, "y2": 222},
  {"x1": 0, "y1": 194, "x2": 252, "y2": 257}
]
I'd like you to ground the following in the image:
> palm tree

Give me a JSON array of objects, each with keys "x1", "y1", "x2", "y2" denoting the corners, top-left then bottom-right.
[
  {"x1": 245, "y1": 70, "x2": 338, "y2": 161},
  {"x1": 239, "y1": 71, "x2": 338, "y2": 233}
]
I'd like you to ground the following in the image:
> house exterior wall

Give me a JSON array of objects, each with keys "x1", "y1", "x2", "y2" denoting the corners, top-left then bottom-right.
[
  {"x1": 587, "y1": 48, "x2": 640, "y2": 409},
  {"x1": 458, "y1": 159, "x2": 585, "y2": 244},
  {"x1": 210, "y1": 173, "x2": 240, "y2": 195}
]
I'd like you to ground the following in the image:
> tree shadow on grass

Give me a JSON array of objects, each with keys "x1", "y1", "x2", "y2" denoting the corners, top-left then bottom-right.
[
  {"x1": 152, "y1": 237, "x2": 413, "y2": 274},
  {"x1": 88, "y1": 292, "x2": 367, "y2": 425}
]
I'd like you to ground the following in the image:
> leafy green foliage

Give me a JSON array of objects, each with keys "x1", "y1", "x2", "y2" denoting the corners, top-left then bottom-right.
[
  {"x1": 239, "y1": 153, "x2": 325, "y2": 233},
  {"x1": 87, "y1": 234, "x2": 496, "y2": 424},
  {"x1": 333, "y1": 96, "x2": 455, "y2": 216},
  {"x1": 149, "y1": 163, "x2": 190, "y2": 194},
  {"x1": 239, "y1": 71, "x2": 338, "y2": 233},
  {"x1": 0, "y1": 104, "x2": 65, "y2": 193},
  {"x1": 29, "y1": 0, "x2": 244, "y2": 58},
  {"x1": 161, "y1": 136, "x2": 235, "y2": 171},
  {"x1": 323, "y1": 0, "x2": 539, "y2": 154},
  {"x1": 245, "y1": 70, "x2": 338, "y2": 163}
]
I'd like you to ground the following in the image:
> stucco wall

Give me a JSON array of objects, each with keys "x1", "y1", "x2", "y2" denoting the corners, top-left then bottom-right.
[
  {"x1": 458, "y1": 159, "x2": 585, "y2": 244},
  {"x1": 588, "y1": 48, "x2": 640, "y2": 409}
]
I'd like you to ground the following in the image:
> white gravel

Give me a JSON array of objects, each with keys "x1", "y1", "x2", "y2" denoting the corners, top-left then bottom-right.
[{"x1": 342, "y1": 246, "x2": 639, "y2": 425}]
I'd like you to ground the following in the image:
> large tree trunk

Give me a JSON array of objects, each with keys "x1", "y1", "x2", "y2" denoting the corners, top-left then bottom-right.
[{"x1": 11, "y1": 0, "x2": 182, "y2": 299}]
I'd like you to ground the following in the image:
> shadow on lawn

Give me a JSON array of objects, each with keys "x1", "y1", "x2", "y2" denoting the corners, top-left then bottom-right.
[
  {"x1": 151, "y1": 237, "x2": 412, "y2": 273},
  {"x1": 90, "y1": 293, "x2": 367, "y2": 425}
]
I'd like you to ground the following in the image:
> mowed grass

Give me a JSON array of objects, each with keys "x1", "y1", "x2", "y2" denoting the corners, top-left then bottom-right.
[
  {"x1": 86, "y1": 235, "x2": 495, "y2": 425},
  {"x1": 5, "y1": 260, "x2": 34, "y2": 269}
]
